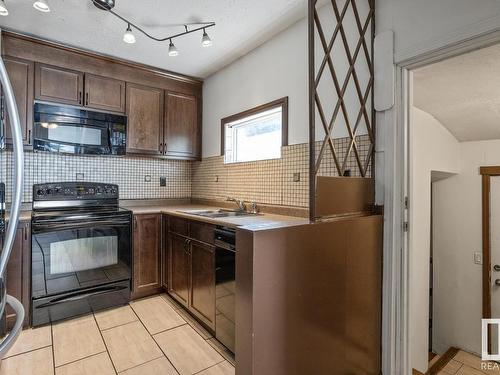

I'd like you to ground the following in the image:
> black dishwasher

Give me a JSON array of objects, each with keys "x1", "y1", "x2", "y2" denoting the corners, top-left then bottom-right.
[{"x1": 214, "y1": 226, "x2": 235, "y2": 354}]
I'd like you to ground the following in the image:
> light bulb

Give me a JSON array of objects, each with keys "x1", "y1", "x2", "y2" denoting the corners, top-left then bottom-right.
[
  {"x1": 0, "y1": 0, "x2": 7, "y2": 16},
  {"x1": 123, "y1": 24, "x2": 136, "y2": 44},
  {"x1": 201, "y1": 30, "x2": 212, "y2": 47},
  {"x1": 168, "y1": 40, "x2": 179, "y2": 57},
  {"x1": 33, "y1": 0, "x2": 50, "y2": 12}
]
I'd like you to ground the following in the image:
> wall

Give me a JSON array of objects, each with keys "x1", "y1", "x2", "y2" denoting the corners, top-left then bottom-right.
[
  {"x1": 192, "y1": 135, "x2": 371, "y2": 208},
  {"x1": 432, "y1": 139, "x2": 500, "y2": 357},
  {"x1": 2, "y1": 151, "x2": 191, "y2": 203},
  {"x1": 202, "y1": 2, "x2": 372, "y2": 158},
  {"x1": 376, "y1": 0, "x2": 500, "y2": 63},
  {"x1": 409, "y1": 108, "x2": 459, "y2": 372}
]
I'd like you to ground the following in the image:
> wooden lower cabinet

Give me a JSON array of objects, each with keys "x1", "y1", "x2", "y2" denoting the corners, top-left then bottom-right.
[
  {"x1": 168, "y1": 233, "x2": 190, "y2": 307},
  {"x1": 5, "y1": 221, "x2": 31, "y2": 328},
  {"x1": 132, "y1": 214, "x2": 162, "y2": 298},
  {"x1": 166, "y1": 216, "x2": 216, "y2": 330},
  {"x1": 189, "y1": 240, "x2": 215, "y2": 328}
]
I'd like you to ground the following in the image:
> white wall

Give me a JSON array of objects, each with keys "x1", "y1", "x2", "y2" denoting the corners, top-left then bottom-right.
[
  {"x1": 376, "y1": 0, "x2": 500, "y2": 63},
  {"x1": 202, "y1": 3, "x2": 371, "y2": 158},
  {"x1": 432, "y1": 139, "x2": 500, "y2": 357},
  {"x1": 409, "y1": 108, "x2": 460, "y2": 372}
]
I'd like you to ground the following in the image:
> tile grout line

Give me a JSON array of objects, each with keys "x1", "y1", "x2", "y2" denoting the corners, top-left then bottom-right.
[
  {"x1": 50, "y1": 323, "x2": 56, "y2": 373},
  {"x1": 54, "y1": 350, "x2": 108, "y2": 370},
  {"x1": 129, "y1": 301, "x2": 180, "y2": 375},
  {"x1": 91, "y1": 313, "x2": 119, "y2": 374},
  {"x1": 2, "y1": 343, "x2": 53, "y2": 361},
  {"x1": 191, "y1": 358, "x2": 227, "y2": 375}
]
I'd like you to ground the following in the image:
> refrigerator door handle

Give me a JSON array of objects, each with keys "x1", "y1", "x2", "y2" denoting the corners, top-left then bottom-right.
[
  {"x1": 0, "y1": 295, "x2": 24, "y2": 356},
  {"x1": 0, "y1": 41, "x2": 24, "y2": 279},
  {"x1": 0, "y1": 29, "x2": 25, "y2": 359}
]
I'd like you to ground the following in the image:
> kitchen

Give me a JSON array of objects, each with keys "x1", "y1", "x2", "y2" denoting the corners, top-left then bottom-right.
[{"x1": 0, "y1": 1, "x2": 383, "y2": 375}]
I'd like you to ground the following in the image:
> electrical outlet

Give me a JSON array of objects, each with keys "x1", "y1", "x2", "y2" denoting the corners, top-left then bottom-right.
[
  {"x1": 144, "y1": 175, "x2": 151, "y2": 182},
  {"x1": 76, "y1": 173, "x2": 84, "y2": 180},
  {"x1": 474, "y1": 251, "x2": 483, "y2": 265},
  {"x1": 293, "y1": 173, "x2": 300, "y2": 182},
  {"x1": 160, "y1": 176, "x2": 166, "y2": 187}
]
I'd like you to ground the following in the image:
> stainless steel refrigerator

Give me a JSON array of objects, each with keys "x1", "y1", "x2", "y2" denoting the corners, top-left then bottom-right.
[{"x1": 0, "y1": 29, "x2": 25, "y2": 360}]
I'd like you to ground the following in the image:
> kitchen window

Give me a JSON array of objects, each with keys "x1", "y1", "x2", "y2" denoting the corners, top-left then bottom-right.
[{"x1": 222, "y1": 97, "x2": 288, "y2": 164}]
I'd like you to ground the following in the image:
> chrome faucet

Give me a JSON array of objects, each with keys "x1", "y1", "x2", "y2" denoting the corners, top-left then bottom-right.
[{"x1": 226, "y1": 197, "x2": 246, "y2": 211}]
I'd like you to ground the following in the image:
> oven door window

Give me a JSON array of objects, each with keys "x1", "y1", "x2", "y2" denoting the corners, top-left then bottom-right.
[
  {"x1": 32, "y1": 224, "x2": 131, "y2": 298},
  {"x1": 50, "y1": 236, "x2": 118, "y2": 274}
]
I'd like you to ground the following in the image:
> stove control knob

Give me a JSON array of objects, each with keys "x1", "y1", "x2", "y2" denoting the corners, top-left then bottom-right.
[
  {"x1": 46, "y1": 189, "x2": 53, "y2": 195},
  {"x1": 37, "y1": 189, "x2": 45, "y2": 196}
]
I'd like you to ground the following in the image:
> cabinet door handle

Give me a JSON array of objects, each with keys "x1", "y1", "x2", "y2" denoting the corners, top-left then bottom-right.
[
  {"x1": 85, "y1": 92, "x2": 89, "y2": 106},
  {"x1": 78, "y1": 92, "x2": 82, "y2": 105},
  {"x1": 134, "y1": 217, "x2": 137, "y2": 230},
  {"x1": 27, "y1": 129, "x2": 31, "y2": 145}
]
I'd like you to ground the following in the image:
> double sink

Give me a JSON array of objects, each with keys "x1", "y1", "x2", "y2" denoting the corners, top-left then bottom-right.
[{"x1": 179, "y1": 209, "x2": 261, "y2": 218}]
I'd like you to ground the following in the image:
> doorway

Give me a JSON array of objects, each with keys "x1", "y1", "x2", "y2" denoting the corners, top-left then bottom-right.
[{"x1": 404, "y1": 41, "x2": 500, "y2": 374}]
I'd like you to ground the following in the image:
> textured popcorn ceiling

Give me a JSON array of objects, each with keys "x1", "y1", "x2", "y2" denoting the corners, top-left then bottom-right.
[
  {"x1": 0, "y1": 0, "x2": 306, "y2": 78},
  {"x1": 413, "y1": 43, "x2": 500, "y2": 142}
]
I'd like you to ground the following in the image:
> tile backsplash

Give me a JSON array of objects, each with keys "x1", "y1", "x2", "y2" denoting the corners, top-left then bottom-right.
[
  {"x1": 192, "y1": 135, "x2": 372, "y2": 208},
  {"x1": 2, "y1": 151, "x2": 191, "y2": 203},
  {"x1": 1, "y1": 134, "x2": 371, "y2": 208}
]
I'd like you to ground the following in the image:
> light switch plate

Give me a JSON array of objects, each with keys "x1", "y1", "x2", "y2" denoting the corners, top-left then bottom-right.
[
  {"x1": 160, "y1": 176, "x2": 167, "y2": 187},
  {"x1": 474, "y1": 252, "x2": 483, "y2": 265},
  {"x1": 76, "y1": 173, "x2": 84, "y2": 180},
  {"x1": 293, "y1": 173, "x2": 300, "y2": 182}
]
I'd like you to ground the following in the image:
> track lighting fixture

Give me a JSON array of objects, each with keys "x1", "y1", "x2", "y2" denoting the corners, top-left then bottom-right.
[
  {"x1": 123, "y1": 23, "x2": 136, "y2": 44},
  {"x1": 201, "y1": 29, "x2": 212, "y2": 47},
  {"x1": 92, "y1": 0, "x2": 214, "y2": 53},
  {"x1": 33, "y1": 0, "x2": 50, "y2": 13},
  {"x1": 168, "y1": 40, "x2": 179, "y2": 57},
  {"x1": 0, "y1": 0, "x2": 8, "y2": 16}
]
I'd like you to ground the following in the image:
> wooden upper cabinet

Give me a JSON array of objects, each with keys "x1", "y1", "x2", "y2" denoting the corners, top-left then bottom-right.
[
  {"x1": 35, "y1": 63, "x2": 83, "y2": 106},
  {"x1": 133, "y1": 214, "x2": 162, "y2": 297},
  {"x1": 164, "y1": 92, "x2": 199, "y2": 159},
  {"x1": 126, "y1": 83, "x2": 164, "y2": 155},
  {"x1": 2, "y1": 56, "x2": 34, "y2": 146},
  {"x1": 84, "y1": 74, "x2": 125, "y2": 113}
]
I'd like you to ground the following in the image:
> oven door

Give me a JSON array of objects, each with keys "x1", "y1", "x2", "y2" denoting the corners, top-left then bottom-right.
[
  {"x1": 31, "y1": 217, "x2": 131, "y2": 300},
  {"x1": 33, "y1": 113, "x2": 112, "y2": 155}
]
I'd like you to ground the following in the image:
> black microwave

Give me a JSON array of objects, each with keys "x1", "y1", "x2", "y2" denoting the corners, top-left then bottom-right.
[{"x1": 33, "y1": 102, "x2": 127, "y2": 156}]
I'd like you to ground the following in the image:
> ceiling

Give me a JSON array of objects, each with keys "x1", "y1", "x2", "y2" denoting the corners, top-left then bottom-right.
[
  {"x1": 413, "y1": 43, "x2": 500, "y2": 142},
  {"x1": 0, "y1": 0, "x2": 306, "y2": 78}
]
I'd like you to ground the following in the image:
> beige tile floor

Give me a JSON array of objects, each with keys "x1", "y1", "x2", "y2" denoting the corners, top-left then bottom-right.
[
  {"x1": 0, "y1": 294, "x2": 235, "y2": 375},
  {"x1": 438, "y1": 350, "x2": 500, "y2": 374}
]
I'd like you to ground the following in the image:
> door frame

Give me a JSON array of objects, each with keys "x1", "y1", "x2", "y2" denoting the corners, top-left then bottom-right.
[
  {"x1": 389, "y1": 30, "x2": 500, "y2": 375},
  {"x1": 480, "y1": 167, "x2": 500, "y2": 324}
]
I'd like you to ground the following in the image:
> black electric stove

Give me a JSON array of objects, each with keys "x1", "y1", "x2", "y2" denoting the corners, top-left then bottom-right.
[{"x1": 31, "y1": 182, "x2": 132, "y2": 326}]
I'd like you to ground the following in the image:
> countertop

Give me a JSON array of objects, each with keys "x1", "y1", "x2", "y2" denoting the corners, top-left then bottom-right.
[
  {"x1": 7, "y1": 202, "x2": 308, "y2": 231},
  {"x1": 122, "y1": 203, "x2": 308, "y2": 231}
]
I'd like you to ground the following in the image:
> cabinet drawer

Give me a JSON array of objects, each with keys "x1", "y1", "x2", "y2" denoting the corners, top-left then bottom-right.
[
  {"x1": 169, "y1": 216, "x2": 189, "y2": 236},
  {"x1": 190, "y1": 221, "x2": 215, "y2": 245}
]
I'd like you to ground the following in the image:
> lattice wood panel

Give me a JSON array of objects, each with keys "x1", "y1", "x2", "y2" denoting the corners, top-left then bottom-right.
[{"x1": 308, "y1": 0, "x2": 375, "y2": 220}]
